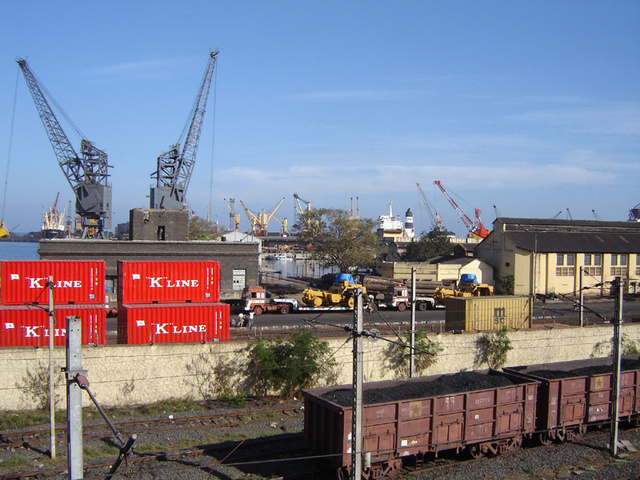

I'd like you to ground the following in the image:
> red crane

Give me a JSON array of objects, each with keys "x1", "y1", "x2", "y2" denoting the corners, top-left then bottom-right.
[{"x1": 433, "y1": 180, "x2": 489, "y2": 238}]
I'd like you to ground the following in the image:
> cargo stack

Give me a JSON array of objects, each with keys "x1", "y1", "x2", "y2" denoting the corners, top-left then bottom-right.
[
  {"x1": 117, "y1": 261, "x2": 229, "y2": 344},
  {"x1": 0, "y1": 261, "x2": 107, "y2": 347}
]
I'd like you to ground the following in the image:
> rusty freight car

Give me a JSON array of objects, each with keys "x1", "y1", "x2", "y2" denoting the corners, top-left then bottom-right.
[
  {"x1": 302, "y1": 370, "x2": 539, "y2": 479},
  {"x1": 504, "y1": 356, "x2": 640, "y2": 445}
]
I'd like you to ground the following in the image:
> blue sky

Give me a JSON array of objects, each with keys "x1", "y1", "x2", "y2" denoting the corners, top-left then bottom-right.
[{"x1": 1, "y1": 1, "x2": 639, "y2": 236}]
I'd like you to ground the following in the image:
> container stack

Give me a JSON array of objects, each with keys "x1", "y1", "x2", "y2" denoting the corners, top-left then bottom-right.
[
  {"x1": 0, "y1": 261, "x2": 107, "y2": 347},
  {"x1": 117, "y1": 261, "x2": 229, "y2": 344}
]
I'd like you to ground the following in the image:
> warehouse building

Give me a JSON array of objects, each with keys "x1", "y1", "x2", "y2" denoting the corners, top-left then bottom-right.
[{"x1": 475, "y1": 217, "x2": 640, "y2": 297}]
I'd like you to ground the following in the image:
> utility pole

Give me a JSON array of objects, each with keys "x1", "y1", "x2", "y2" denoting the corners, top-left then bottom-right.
[
  {"x1": 66, "y1": 316, "x2": 84, "y2": 479},
  {"x1": 610, "y1": 277, "x2": 624, "y2": 457},
  {"x1": 47, "y1": 276, "x2": 56, "y2": 460},
  {"x1": 351, "y1": 289, "x2": 364, "y2": 480},
  {"x1": 410, "y1": 267, "x2": 416, "y2": 378},
  {"x1": 579, "y1": 266, "x2": 584, "y2": 327}
]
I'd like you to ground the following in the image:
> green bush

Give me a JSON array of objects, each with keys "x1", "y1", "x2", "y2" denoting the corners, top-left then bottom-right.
[
  {"x1": 475, "y1": 327, "x2": 513, "y2": 369},
  {"x1": 386, "y1": 329, "x2": 443, "y2": 377},
  {"x1": 246, "y1": 329, "x2": 337, "y2": 398}
]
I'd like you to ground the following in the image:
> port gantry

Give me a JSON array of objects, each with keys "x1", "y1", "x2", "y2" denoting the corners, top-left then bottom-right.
[
  {"x1": 433, "y1": 180, "x2": 489, "y2": 238},
  {"x1": 416, "y1": 182, "x2": 444, "y2": 231},
  {"x1": 17, "y1": 58, "x2": 112, "y2": 238},
  {"x1": 151, "y1": 51, "x2": 219, "y2": 211}
]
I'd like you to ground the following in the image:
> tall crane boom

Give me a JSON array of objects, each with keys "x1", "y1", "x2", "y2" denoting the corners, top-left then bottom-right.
[
  {"x1": 433, "y1": 180, "x2": 489, "y2": 238},
  {"x1": 151, "y1": 51, "x2": 219, "y2": 210},
  {"x1": 17, "y1": 58, "x2": 112, "y2": 238},
  {"x1": 416, "y1": 182, "x2": 443, "y2": 230}
]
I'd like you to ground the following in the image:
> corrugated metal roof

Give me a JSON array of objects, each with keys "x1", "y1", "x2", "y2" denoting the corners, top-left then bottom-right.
[
  {"x1": 504, "y1": 230, "x2": 640, "y2": 253},
  {"x1": 490, "y1": 218, "x2": 640, "y2": 253}
]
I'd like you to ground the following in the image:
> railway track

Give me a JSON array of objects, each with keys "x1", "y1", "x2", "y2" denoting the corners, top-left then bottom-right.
[
  {"x1": 2, "y1": 416, "x2": 640, "y2": 479},
  {"x1": 0, "y1": 405, "x2": 306, "y2": 479},
  {"x1": 0, "y1": 405, "x2": 303, "y2": 451}
]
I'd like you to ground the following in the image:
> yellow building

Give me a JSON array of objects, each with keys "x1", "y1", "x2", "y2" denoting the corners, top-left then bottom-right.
[{"x1": 476, "y1": 218, "x2": 640, "y2": 297}]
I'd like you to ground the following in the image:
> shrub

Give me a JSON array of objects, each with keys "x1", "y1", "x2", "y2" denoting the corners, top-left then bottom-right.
[
  {"x1": 246, "y1": 329, "x2": 337, "y2": 398},
  {"x1": 386, "y1": 329, "x2": 443, "y2": 377},
  {"x1": 475, "y1": 327, "x2": 512, "y2": 369}
]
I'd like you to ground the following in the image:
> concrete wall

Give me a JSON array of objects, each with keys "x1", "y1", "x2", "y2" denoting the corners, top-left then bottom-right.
[
  {"x1": 129, "y1": 209, "x2": 189, "y2": 241},
  {"x1": 2, "y1": 323, "x2": 637, "y2": 411}
]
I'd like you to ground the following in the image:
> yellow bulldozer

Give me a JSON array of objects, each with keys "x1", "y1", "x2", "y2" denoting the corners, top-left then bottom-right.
[
  {"x1": 434, "y1": 274, "x2": 493, "y2": 302},
  {"x1": 302, "y1": 273, "x2": 366, "y2": 309}
]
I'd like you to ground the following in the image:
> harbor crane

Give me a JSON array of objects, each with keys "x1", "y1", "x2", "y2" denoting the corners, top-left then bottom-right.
[
  {"x1": 273, "y1": 216, "x2": 288, "y2": 236},
  {"x1": 293, "y1": 193, "x2": 311, "y2": 217},
  {"x1": 17, "y1": 58, "x2": 112, "y2": 238},
  {"x1": 239, "y1": 197, "x2": 285, "y2": 236},
  {"x1": 416, "y1": 182, "x2": 443, "y2": 230},
  {"x1": 223, "y1": 198, "x2": 240, "y2": 231},
  {"x1": 433, "y1": 180, "x2": 489, "y2": 238},
  {"x1": 151, "y1": 51, "x2": 218, "y2": 210}
]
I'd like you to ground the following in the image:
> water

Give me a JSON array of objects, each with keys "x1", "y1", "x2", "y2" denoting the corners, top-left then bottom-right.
[
  {"x1": 0, "y1": 242, "x2": 39, "y2": 260},
  {"x1": 262, "y1": 256, "x2": 335, "y2": 279}
]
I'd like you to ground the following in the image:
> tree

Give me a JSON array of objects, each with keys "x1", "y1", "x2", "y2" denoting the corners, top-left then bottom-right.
[
  {"x1": 188, "y1": 216, "x2": 218, "y2": 240},
  {"x1": 403, "y1": 228, "x2": 452, "y2": 262},
  {"x1": 294, "y1": 208, "x2": 382, "y2": 272}
]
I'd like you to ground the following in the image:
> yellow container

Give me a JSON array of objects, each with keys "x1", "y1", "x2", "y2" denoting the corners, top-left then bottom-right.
[{"x1": 444, "y1": 296, "x2": 532, "y2": 332}]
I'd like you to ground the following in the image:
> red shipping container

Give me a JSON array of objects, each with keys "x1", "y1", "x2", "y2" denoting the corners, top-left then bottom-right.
[
  {"x1": 117, "y1": 302, "x2": 229, "y2": 344},
  {"x1": 0, "y1": 304, "x2": 107, "y2": 347},
  {"x1": 1, "y1": 261, "x2": 105, "y2": 306},
  {"x1": 117, "y1": 261, "x2": 220, "y2": 305}
]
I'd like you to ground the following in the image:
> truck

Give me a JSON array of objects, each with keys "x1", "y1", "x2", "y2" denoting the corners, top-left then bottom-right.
[
  {"x1": 374, "y1": 284, "x2": 438, "y2": 311},
  {"x1": 242, "y1": 286, "x2": 297, "y2": 314},
  {"x1": 243, "y1": 273, "x2": 367, "y2": 314}
]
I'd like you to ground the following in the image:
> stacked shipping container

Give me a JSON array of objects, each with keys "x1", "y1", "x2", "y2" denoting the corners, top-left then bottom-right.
[
  {"x1": 0, "y1": 261, "x2": 107, "y2": 347},
  {"x1": 116, "y1": 261, "x2": 229, "y2": 344}
]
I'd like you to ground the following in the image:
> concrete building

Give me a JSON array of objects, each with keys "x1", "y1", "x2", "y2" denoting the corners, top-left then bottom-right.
[
  {"x1": 475, "y1": 217, "x2": 640, "y2": 297},
  {"x1": 38, "y1": 238, "x2": 260, "y2": 302}
]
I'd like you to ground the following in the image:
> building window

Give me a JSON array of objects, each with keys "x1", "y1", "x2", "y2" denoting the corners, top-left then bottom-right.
[
  {"x1": 556, "y1": 266, "x2": 575, "y2": 276},
  {"x1": 557, "y1": 254, "x2": 564, "y2": 266},
  {"x1": 584, "y1": 266, "x2": 602, "y2": 276},
  {"x1": 611, "y1": 254, "x2": 618, "y2": 266},
  {"x1": 566, "y1": 254, "x2": 575, "y2": 266},
  {"x1": 582, "y1": 254, "x2": 601, "y2": 275},
  {"x1": 620, "y1": 254, "x2": 628, "y2": 266},
  {"x1": 611, "y1": 266, "x2": 628, "y2": 277}
]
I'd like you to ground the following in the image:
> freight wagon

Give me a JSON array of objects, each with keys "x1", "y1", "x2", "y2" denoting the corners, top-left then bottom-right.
[
  {"x1": 0, "y1": 304, "x2": 106, "y2": 347},
  {"x1": 504, "y1": 356, "x2": 640, "y2": 445},
  {"x1": 303, "y1": 370, "x2": 539, "y2": 479},
  {"x1": 0, "y1": 261, "x2": 105, "y2": 306},
  {"x1": 304, "y1": 356, "x2": 640, "y2": 479}
]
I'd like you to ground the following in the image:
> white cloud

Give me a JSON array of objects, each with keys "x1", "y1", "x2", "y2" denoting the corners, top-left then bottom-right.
[
  {"x1": 85, "y1": 57, "x2": 193, "y2": 80},
  {"x1": 510, "y1": 101, "x2": 640, "y2": 136}
]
